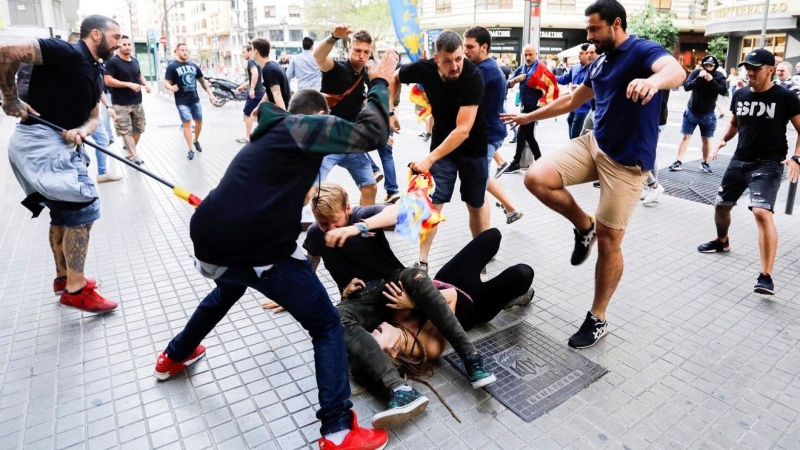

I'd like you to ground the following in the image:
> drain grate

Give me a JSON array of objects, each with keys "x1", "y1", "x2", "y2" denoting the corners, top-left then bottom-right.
[
  {"x1": 658, "y1": 156, "x2": 786, "y2": 205},
  {"x1": 444, "y1": 322, "x2": 607, "y2": 422}
]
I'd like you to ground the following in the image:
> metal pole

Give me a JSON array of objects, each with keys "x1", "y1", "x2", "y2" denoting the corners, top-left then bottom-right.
[
  {"x1": 164, "y1": 0, "x2": 170, "y2": 56},
  {"x1": 786, "y1": 181, "x2": 797, "y2": 215},
  {"x1": 522, "y1": 0, "x2": 541, "y2": 51},
  {"x1": 759, "y1": 0, "x2": 770, "y2": 47}
]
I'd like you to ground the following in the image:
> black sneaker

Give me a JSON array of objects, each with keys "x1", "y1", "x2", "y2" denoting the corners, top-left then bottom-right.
[
  {"x1": 571, "y1": 216, "x2": 597, "y2": 266},
  {"x1": 754, "y1": 273, "x2": 774, "y2": 295},
  {"x1": 697, "y1": 239, "x2": 730, "y2": 253},
  {"x1": 592, "y1": 181, "x2": 601, "y2": 188},
  {"x1": 504, "y1": 162, "x2": 521, "y2": 174},
  {"x1": 568, "y1": 311, "x2": 608, "y2": 349},
  {"x1": 495, "y1": 161, "x2": 510, "y2": 179},
  {"x1": 187, "y1": 150, "x2": 195, "y2": 160},
  {"x1": 509, "y1": 136, "x2": 517, "y2": 144},
  {"x1": 701, "y1": 161, "x2": 713, "y2": 173},
  {"x1": 464, "y1": 354, "x2": 496, "y2": 389},
  {"x1": 194, "y1": 141, "x2": 203, "y2": 152},
  {"x1": 668, "y1": 160, "x2": 683, "y2": 171},
  {"x1": 503, "y1": 287, "x2": 535, "y2": 310},
  {"x1": 422, "y1": 133, "x2": 431, "y2": 142},
  {"x1": 371, "y1": 388, "x2": 429, "y2": 429}
]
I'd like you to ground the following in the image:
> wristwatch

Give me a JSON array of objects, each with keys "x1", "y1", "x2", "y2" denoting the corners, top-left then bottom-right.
[
  {"x1": 791, "y1": 155, "x2": 800, "y2": 165},
  {"x1": 388, "y1": 110, "x2": 395, "y2": 117}
]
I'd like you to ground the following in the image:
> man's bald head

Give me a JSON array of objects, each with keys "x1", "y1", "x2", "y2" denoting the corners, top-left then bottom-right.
[{"x1": 522, "y1": 45, "x2": 537, "y2": 65}]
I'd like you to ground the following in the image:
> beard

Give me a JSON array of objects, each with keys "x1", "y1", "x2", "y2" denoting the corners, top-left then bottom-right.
[
  {"x1": 592, "y1": 37, "x2": 615, "y2": 55},
  {"x1": 97, "y1": 35, "x2": 115, "y2": 60}
]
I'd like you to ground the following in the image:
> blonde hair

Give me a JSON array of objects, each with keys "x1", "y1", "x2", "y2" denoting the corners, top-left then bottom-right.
[{"x1": 311, "y1": 182, "x2": 349, "y2": 219}]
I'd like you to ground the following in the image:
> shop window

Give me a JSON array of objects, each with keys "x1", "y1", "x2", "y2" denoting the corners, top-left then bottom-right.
[
  {"x1": 547, "y1": 0, "x2": 575, "y2": 11},
  {"x1": 649, "y1": 0, "x2": 671, "y2": 12},
  {"x1": 436, "y1": 0, "x2": 451, "y2": 14}
]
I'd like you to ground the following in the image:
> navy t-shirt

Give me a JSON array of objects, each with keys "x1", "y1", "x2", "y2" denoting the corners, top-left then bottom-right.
[
  {"x1": 584, "y1": 35, "x2": 669, "y2": 170},
  {"x1": 399, "y1": 58, "x2": 487, "y2": 158},
  {"x1": 731, "y1": 85, "x2": 800, "y2": 162},
  {"x1": 26, "y1": 39, "x2": 102, "y2": 130},
  {"x1": 304, "y1": 205, "x2": 405, "y2": 292},
  {"x1": 105, "y1": 55, "x2": 143, "y2": 106},
  {"x1": 165, "y1": 60, "x2": 204, "y2": 105},
  {"x1": 477, "y1": 57, "x2": 508, "y2": 144},
  {"x1": 262, "y1": 61, "x2": 291, "y2": 106}
]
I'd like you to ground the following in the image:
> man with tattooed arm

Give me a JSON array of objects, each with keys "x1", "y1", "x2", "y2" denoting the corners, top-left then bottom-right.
[{"x1": 0, "y1": 15, "x2": 120, "y2": 313}]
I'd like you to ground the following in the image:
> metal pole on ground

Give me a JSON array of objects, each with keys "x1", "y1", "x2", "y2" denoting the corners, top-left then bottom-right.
[{"x1": 786, "y1": 181, "x2": 797, "y2": 215}]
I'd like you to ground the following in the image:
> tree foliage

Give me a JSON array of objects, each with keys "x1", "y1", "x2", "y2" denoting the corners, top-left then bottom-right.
[
  {"x1": 707, "y1": 36, "x2": 729, "y2": 64},
  {"x1": 303, "y1": 0, "x2": 394, "y2": 44},
  {"x1": 628, "y1": 4, "x2": 680, "y2": 50}
]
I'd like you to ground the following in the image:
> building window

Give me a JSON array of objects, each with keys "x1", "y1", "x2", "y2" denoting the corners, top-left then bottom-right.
[
  {"x1": 477, "y1": 0, "x2": 513, "y2": 9},
  {"x1": 289, "y1": 5, "x2": 301, "y2": 17},
  {"x1": 547, "y1": 0, "x2": 575, "y2": 11},
  {"x1": 435, "y1": 0, "x2": 451, "y2": 13},
  {"x1": 264, "y1": 6, "x2": 275, "y2": 18},
  {"x1": 290, "y1": 29, "x2": 303, "y2": 41},
  {"x1": 649, "y1": 0, "x2": 671, "y2": 12},
  {"x1": 269, "y1": 29, "x2": 284, "y2": 42},
  {"x1": 741, "y1": 34, "x2": 786, "y2": 61}
]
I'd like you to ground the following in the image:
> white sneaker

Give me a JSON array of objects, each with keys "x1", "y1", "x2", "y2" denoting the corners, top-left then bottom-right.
[
  {"x1": 639, "y1": 187, "x2": 649, "y2": 200},
  {"x1": 642, "y1": 184, "x2": 665, "y2": 206},
  {"x1": 97, "y1": 173, "x2": 123, "y2": 183}
]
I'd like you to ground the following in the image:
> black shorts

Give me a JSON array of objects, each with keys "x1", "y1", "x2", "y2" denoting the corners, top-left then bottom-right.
[
  {"x1": 716, "y1": 158, "x2": 783, "y2": 212},
  {"x1": 430, "y1": 154, "x2": 489, "y2": 208},
  {"x1": 243, "y1": 92, "x2": 265, "y2": 116}
]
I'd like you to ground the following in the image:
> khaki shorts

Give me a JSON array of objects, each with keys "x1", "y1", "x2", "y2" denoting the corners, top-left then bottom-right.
[
  {"x1": 113, "y1": 103, "x2": 146, "y2": 136},
  {"x1": 543, "y1": 132, "x2": 649, "y2": 230}
]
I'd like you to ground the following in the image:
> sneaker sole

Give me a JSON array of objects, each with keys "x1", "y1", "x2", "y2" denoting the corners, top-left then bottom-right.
[
  {"x1": 669, "y1": 167, "x2": 683, "y2": 171},
  {"x1": 754, "y1": 287, "x2": 775, "y2": 295},
  {"x1": 506, "y1": 212, "x2": 523, "y2": 224},
  {"x1": 568, "y1": 327, "x2": 608, "y2": 349},
  {"x1": 153, "y1": 351, "x2": 206, "y2": 381},
  {"x1": 471, "y1": 373, "x2": 497, "y2": 389},
  {"x1": 698, "y1": 248, "x2": 730, "y2": 253},
  {"x1": 371, "y1": 396, "x2": 429, "y2": 429}
]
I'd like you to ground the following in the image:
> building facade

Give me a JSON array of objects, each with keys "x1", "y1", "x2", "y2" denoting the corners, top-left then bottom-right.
[
  {"x1": 0, "y1": 0, "x2": 78, "y2": 41},
  {"x1": 418, "y1": 0, "x2": 710, "y2": 69},
  {"x1": 705, "y1": 0, "x2": 800, "y2": 68}
]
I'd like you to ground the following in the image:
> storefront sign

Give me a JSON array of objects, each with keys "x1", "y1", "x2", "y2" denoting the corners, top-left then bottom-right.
[
  {"x1": 490, "y1": 28, "x2": 512, "y2": 38},
  {"x1": 540, "y1": 31, "x2": 564, "y2": 39},
  {"x1": 708, "y1": 2, "x2": 789, "y2": 20}
]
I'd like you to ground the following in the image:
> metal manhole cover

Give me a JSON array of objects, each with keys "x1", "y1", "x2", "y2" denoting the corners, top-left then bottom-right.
[
  {"x1": 658, "y1": 156, "x2": 786, "y2": 204},
  {"x1": 444, "y1": 322, "x2": 607, "y2": 422}
]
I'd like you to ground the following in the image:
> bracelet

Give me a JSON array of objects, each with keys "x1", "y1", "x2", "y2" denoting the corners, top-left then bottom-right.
[
  {"x1": 326, "y1": 35, "x2": 339, "y2": 44},
  {"x1": 355, "y1": 222, "x2": 369, "y2": 237}
]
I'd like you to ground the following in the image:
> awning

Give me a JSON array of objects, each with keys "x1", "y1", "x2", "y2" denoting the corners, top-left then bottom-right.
[{"x1": 557, "y1": 44, "x2": 583, "y2": 60}]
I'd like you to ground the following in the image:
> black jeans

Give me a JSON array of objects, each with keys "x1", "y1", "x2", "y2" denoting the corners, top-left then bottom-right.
[
  {"x1": 435, "y1": 228, "x2": 534, "y2": 330},
  {"x1": 337, "y1": 268, "x2": 476, "y2": 392},
  {"x1": 512, "y1": 104, "x2": 541, "y2": 164}
]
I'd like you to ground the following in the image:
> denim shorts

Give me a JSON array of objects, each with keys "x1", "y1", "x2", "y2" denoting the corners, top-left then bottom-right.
[
  {"x1": 318, "y1": 154, "x2": 377, "y2": 188},
  {"x1": 716, "y1": 158, "x2": 783, "y2": 212},
  {"x1": 177, "y1": 102, "x2": 203, "y2": 122},
  {"x1": 485, "y1": 139, "x2": 504, "y2": 189},
  {"x1": 430, "y1": 154, "x2": 489, "y2": 208},
  {"x1": 243, "y1": 93, "x2": 264, "y2": 116},
  {"x1": 680, "y1": 109, "x2": 716, "y2": 138}
]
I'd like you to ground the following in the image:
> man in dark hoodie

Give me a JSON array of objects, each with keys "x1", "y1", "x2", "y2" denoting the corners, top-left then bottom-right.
[
  {"x1": 669, "y1": 55, "x2": 728, "y2": 173},
  {"x1": 151, "y1": 51, "x2": 400, "y2": 450}
]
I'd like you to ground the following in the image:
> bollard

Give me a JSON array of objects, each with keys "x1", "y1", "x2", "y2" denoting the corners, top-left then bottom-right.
[{"x1": 786, "y1": 181, "x2": 797, "y2": 215}]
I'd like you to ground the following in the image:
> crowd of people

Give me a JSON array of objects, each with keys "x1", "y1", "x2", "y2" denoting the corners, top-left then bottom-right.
[{"x1": 2, "y1": 0, "x2": 800, "y2": 448}]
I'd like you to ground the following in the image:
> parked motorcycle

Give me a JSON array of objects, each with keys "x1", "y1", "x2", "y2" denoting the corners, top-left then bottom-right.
[{"x1": 207, "y1": 76, "x2": 246, "y2": 107}]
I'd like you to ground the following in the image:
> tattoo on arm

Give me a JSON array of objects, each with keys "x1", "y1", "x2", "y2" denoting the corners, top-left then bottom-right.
[
  {"x1": 0, "y1": 40, "x2": 43, "y2": 65},
  {"x1": 64, "y1": 224, "x2": 93, "y2": 273},
  {"x1": 77, "y1": 104, "x2": 100, "y2": 135},
  {"x1": 49, "y1": 225, "x2": 67, "y2": 275}
]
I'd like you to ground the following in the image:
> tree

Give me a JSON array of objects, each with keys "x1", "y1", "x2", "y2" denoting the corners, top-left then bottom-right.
[
  {"x1": 303, "y1": 0, "x2": 394, "y2": 44},
  {"x1": 628, "y1": 4, "x2": 680, "y2": 50},
  {"x1": 707, "y1": 36, "x2": 729, "y2": 65}
]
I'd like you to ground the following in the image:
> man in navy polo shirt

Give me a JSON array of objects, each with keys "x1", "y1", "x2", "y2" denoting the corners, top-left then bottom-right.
[
  {"x1": 1, "y1": 15, "x2": 122, "y2": 313},
  {"x1": 502, "y1": 0, "x2": 685, "y2": 349}
]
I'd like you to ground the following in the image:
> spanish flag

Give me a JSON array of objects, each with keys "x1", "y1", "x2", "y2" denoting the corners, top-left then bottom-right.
[
  {"x1": 409, "y1": 83, "x2": 432, "y2": 122},
  {"x1": 525, "y1": 61, "x2": 559, "y2": 107}
]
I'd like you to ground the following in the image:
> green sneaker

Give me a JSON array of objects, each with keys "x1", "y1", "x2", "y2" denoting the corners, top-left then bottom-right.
[
  {"x1": 370, "y1": 387, "x2": 429, "y2": 429},
  {"x1": 465, "y1": 354, "x2": 497, "y2": 389}
]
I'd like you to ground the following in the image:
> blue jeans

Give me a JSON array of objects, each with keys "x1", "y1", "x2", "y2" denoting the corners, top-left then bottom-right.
[
  {"x1": 367, "y1": 140, "x2": 398, "y2": 195},
  {"x1": 567, "y1": 111, "x2": 588, "y2": 140},
  {"x1": 89, "y1": 106, "x2": 110, "y2": 175},
  {"x1": 319, "y1": 153, "x2": 377, "y2": 188},
  {"x1": 166, "y1": 259, "x2": 353, "y2": 435},
  {"x1": 177, "y1": 102, "x2": 203, "y2": 122},
  {"x1": 680, "y1": 109, "x2": 716, "y2": 138}
]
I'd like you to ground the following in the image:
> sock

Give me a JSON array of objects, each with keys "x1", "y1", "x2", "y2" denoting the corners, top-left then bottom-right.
[
  {"x1": 324, "y1": 429, "x2": 350, "y2": 445},
  {"x1": 393, "y1": 385, "x2": 413, "y2": 392},
  {"x1": 68, "y1": 287, "x2": 83, "y2": 295}
]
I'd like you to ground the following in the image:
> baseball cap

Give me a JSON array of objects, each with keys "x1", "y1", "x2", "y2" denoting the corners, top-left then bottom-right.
[
  {"x1": 738, "y1": 48, "x2": 775, "y2": 67},
  {"x1": 701, "y1": 55, "x2": 717, "y2": 66}
]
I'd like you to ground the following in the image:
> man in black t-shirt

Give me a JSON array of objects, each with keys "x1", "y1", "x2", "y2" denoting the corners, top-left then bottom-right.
[
  {"x1": 164, "y1": 43, "x2": 217, "y2": 160},
  {"x1": 389, "y1": 30, "x2": 489, "y2": 273},
  {"x1": 1, "y1": 15, "x2": 121, "y2": 313},
  {"x1": 104, "y1": 35, "x2": 150, "y2": 164},
  {"x1": 249, "y1": 38, "x2": 291, "y2": 112},
  {"x1": 314, "y1": 25, "x2": 380, "y2": 206},
  {"x1": 234, "y1": 44, "x2": 265, "y2": 143},
  {"x1": 698, "y1": 49, "x2": 800, "y2": 296}
]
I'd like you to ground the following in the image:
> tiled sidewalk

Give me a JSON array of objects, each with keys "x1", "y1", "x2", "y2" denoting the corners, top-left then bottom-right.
[{"x1": 0, "y1": 91, "x2": 799, "y2": 450}]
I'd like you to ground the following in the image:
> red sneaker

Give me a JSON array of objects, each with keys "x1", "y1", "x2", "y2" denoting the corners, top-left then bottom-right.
[
  {"x1": 59, "y1": 286, "x2": 117, "y2": 313},
  {"x1": 153, "y1": 345, "x2": 206, "y2": 381},
  {"x1": 318, "y1": 411, "x2": 388, "y2": 450},
  {"x1": 53, "y1": 277, "x2": 99, "y2": 295}
]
